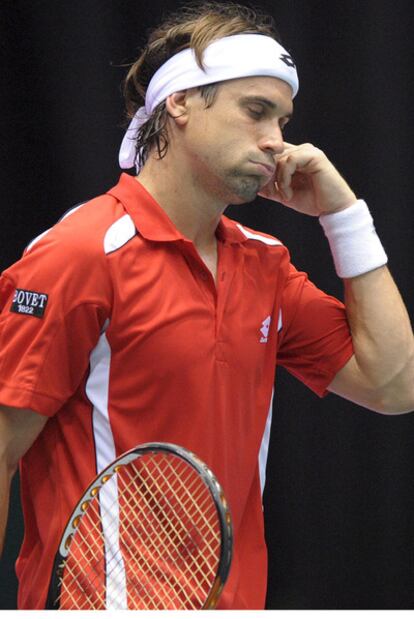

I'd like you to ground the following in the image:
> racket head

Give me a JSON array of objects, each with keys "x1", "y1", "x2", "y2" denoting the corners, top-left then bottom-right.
[{"x1": 46, "y1": 442, "x2": 233, "y2": 610}]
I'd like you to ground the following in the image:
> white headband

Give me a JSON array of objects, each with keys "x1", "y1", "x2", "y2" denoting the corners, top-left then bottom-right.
[{"x1": 119, "y1": 33, "x2": 299, "y2": 170}]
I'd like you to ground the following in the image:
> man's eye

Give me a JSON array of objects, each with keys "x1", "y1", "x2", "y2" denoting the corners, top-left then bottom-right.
[{"x1": 247, "y1": 107, "x2": 264, "y2": 119}]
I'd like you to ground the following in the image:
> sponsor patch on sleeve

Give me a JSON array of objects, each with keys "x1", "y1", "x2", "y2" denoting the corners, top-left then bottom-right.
[{"x1": 10, "y1": 289, "x2": 49, "y2": 318}]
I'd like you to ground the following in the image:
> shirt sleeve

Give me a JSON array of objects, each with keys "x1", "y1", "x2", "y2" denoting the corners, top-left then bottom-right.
[
  {"x1": 276, "y1": 263, "x2": 354, "y2": 397},
  {"x1": 0, "y1": 228, "x2": 112, "y2": 416}
]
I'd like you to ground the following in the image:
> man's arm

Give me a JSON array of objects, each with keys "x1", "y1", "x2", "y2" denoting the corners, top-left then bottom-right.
[
  {"x1": 328, "y1": 266, "x2": 414, "y2": 413},
  {"x1": 0, "y1": 406, "x2": 48, "y2": 556},
  {"x1": 260, "y1": 142, "x2": 414, "y2": 414}
]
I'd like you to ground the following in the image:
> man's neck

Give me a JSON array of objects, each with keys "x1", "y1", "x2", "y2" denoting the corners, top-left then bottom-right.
[{"x1": 136, "y1": 153, "x2": 226, "y2": 252}]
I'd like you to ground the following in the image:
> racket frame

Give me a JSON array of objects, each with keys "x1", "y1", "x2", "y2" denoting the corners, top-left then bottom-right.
[{"x1": 46, "y1": 442, "x2": 233, "y2": 610}]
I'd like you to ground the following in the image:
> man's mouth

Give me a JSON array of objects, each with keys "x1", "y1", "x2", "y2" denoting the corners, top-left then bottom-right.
[{"x1": 249, "y1": 161, "x2": 276, "y2": 177}]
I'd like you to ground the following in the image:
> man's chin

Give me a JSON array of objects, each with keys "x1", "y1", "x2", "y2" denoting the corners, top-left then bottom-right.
[{"x1": 228, "y1": 176, "x2": 262, "y2": 204}]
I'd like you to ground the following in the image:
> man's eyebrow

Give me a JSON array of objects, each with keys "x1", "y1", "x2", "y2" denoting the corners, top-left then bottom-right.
[{"x1": 239, "y1": 95, "x2": 293, "y2": 119}]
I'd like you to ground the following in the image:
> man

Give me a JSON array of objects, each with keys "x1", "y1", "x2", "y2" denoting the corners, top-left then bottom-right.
[{"x1": 0, "y1": 1, "x2": 413, "y2": 610}]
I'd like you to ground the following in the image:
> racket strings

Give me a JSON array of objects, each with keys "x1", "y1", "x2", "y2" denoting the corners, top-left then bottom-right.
[
  {"x1": 115, "y1": 472, "x2": 209, "y2": 608},
  {"x1": 60, "y1": 479, "x2": 193, "y2": 610},
  {"x1": 61, "y1": 472, "x2": 202, "y2": 610},
  {"x1": 117, "y1": 512, "x2": 199, "y2": 610},
  {"x1": 58, "y1": 452, "x2": 222, "y2": 610},
  {"x1": 119, "y1": 467, "x2": 219, "y2": 601},
  {"x1": 59, "y1": 503, "x2": 107, "y2": 609},
  {"x1": 64, "y1": 516, "x2": 171, "y2": 612},
  {"x1": 119, "y1": 460, "x2": 220, "y2": 599},
  {"x1": 61, "y1": 473, "x2": 198, "y2": 610},
  {"x1": 121, "y1": 456, "x2": 220, "y2": 607},
  {"x1": 152, "y1": 456, "x2": 221, "y2": 543},
  {"x1": 128, "y1": 458, "x2": 220, "y2": 564}
]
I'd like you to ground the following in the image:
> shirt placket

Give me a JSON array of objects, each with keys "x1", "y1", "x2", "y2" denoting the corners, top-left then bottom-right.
[{"x1": 180, "y1": 240, "x2": 239, "y2": 365}]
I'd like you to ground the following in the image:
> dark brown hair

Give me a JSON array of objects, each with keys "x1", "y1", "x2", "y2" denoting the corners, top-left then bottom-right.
[{"x1": 123, "y1": 1, "x2": 282, "y2": 167}]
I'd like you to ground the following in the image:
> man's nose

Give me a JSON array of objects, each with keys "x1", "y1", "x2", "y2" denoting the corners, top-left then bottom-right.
[{"x1": 258, "y1": 124, "x2": 285, "y2": 156}]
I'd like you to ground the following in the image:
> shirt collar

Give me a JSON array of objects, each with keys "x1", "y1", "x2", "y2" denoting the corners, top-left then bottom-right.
[{"x1": 107, "y1": 173, "x2": 247, "y2": 245}]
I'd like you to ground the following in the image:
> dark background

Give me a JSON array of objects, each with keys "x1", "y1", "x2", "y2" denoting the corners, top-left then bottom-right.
[{"x1": 1, "y1": 0, "x2": 413, "y2": 609}]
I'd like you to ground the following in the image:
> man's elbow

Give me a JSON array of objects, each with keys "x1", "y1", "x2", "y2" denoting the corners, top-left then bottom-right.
[
  {"x1": 368, "y1": 386, "x2": 414, "y2": 415},
  {"x1": 358, "y1": 353, "x2": 414, "y2": 415}
]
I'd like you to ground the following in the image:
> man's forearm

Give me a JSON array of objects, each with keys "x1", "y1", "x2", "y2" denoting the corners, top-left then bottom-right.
[
  {"x1": 0, "y1": 458, "x2": 15, "y2": 557},
  {"x1": 0, "y1": 406, "x2": 48, "y2": 556},
  {"x1": 343, "y1": 265, "x2": 414, "y2": 413}
]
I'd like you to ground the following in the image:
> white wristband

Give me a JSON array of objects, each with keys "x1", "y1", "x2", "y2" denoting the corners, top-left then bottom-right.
[{"x1": 319, "y1": 200, "x2": 388, "y2": 278}]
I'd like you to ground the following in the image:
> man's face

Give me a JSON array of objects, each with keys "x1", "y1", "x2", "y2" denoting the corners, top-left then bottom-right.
[{"x1": 178, "y1": 76, "x2": 293, "y2": 204}]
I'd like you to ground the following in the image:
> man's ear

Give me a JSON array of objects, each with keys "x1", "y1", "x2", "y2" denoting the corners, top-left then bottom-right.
[{"x1": 165, "y1": 91, "x2": 190, "y2": 126}]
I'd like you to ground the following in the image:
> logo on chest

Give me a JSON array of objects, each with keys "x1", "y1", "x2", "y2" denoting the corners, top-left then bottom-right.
[
  {"x1": 10, "y1": 288, "x2": 49, "y2": 318},
  {"x1": 260, "y1": 315, "x2": 271, "y2": 343}
]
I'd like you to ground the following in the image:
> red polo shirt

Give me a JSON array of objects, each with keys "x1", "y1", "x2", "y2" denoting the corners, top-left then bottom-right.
[{"x1": 0, "y1": 173, "x2": 353, "y2": 609}]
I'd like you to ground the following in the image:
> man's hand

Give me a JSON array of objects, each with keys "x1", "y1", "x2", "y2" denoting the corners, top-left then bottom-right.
[{"x1": 258, "y1": 142, "x2": 357, "y2": 216}]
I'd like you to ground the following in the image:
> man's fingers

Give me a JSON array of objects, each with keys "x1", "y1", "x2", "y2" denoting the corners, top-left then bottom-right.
[
  {"x1": 281, "y1": 141, "x2": 302, "y2": 154},
  {"x1": 276, "y1": 156, "x2": 297, "y2": 198},
  {"x1": 275, "y1": 142, "x2": 301, "y2": 164},
  {"x1": 258, "y1": 183, "x2": 286, "y2": 203},
  {"x1": 274, "y1": 143, "x2": 326, "y2": 201}
]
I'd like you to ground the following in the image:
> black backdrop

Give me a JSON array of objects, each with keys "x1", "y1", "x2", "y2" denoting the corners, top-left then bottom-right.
[{"x1": 1, "y1": 0, "x2": 414, "y2": 610}]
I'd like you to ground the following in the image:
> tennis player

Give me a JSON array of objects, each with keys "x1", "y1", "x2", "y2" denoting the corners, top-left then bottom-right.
[{"x1": 1, "y1": 1, "x2": 413, "y2": 610}]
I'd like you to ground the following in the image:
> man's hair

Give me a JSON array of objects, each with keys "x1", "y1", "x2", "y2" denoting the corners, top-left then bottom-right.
[{"x1": 123, "y1": 1, "x2": 281, "y2": 167}]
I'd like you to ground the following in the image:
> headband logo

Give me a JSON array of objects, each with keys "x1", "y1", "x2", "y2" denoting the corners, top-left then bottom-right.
[{"x1": 280, "y1": 53, "x2": 296, "y2": 68}]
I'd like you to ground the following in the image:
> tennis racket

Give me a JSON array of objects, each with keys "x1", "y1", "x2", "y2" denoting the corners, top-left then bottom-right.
[{"x1": 46, "y1": 442, "x2": 233, "y2": 610}]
